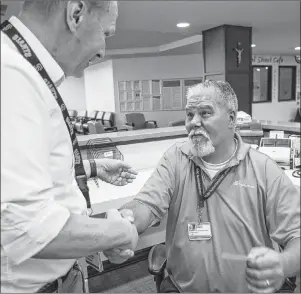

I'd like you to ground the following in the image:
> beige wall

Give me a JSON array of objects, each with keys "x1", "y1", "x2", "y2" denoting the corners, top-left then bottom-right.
[
  {"x1": 84, "y1": 60, "x2": 116, "y2": 112},
  {"x1": 59, "y1": 77, "x2": 86, "y2": 111}
]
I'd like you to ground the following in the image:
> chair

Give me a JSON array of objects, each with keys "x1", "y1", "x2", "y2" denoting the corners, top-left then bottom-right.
[
  {"x1": 124, "y1": 113, "x2": 157, "y2": 130},
  {"x1": 148, "y1": 244, "x2": 167, "y2": 293},
  {"x1": 74, "y1": 110, "x2": 87, "y2": 134},
  {"x1": 68, "y1": 110, "x2": 78, "y2": 119},
  {"x1": 95, "y1": 111, "x2": 104, "y2": 122},
  {"x1": 82, "y1": 111, "x2": 99, "y2": 134},
  {"x1": 102, "y1": 112, "x2": 117, "y2": 131},
  {"x1": 87, "y1": 121, "x2": 105, "y2": 134},
  {"x1": 87, "y1": 111, "x2": 117, "y2": 133},
  {"x1": 68, "y1": 110, "x2": 78, "y2": 127}
]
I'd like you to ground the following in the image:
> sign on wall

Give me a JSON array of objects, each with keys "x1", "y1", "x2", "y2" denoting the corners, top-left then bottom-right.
[{"x1": 252, "y1": 55, "x2": 284, "y2": 64}]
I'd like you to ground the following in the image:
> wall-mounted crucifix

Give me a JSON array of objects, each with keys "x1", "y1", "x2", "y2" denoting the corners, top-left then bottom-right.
[{"x1": 233, "y1": 42, "x2": 244, "y2": 67}]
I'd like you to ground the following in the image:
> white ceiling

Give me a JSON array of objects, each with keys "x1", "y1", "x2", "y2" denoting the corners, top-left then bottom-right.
[{"x1": 1, "y1": 1, "x2": 300, "y2": 58}]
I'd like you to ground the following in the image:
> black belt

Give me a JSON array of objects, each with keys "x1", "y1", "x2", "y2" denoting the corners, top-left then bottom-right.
[{"x1": 36, "y1": 263, "x2": 78, "y2": 293}]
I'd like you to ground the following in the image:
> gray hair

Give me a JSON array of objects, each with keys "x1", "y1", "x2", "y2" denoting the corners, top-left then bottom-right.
[
  {"x1": 22, "y1": 0, "x2": 117, "y2": 17},
  {"x1": 187, "y1": 80, "x2": 238, "y2": 114}
]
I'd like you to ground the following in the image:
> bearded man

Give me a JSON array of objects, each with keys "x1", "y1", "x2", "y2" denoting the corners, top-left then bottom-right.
[{"x1": 105, "y1": 80, "x2": 300, "y2": 293}]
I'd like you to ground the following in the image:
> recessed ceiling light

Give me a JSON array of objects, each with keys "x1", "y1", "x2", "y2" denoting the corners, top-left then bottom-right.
[
  {"x1": 295, "y1": 46, "x2": 301, "y2": 50},
  {"x1": 177, "y1": 22, "x2": 190, "y2": 28},
  {"x1": 251, "y1": 44, "x2": 256, "y2": 48}
]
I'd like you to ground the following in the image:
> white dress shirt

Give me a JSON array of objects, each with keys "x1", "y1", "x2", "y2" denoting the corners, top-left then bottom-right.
[{"x1": 1, "y1": 16, "x2": 87, "y2": 293}]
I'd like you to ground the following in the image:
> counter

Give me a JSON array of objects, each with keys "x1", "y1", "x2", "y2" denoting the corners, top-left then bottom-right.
[
  {"x1": 78, "y1": 126, "x2": 187, "y2": 147},
  {"x1": 260, "y1": 120, "x2": 300, "y2": 134},
  {"x1": 78, "y1": 121, "x2": 300, "y2": 147}
]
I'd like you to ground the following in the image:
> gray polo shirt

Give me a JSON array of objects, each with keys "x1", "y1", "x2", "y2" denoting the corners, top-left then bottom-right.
[{"x1": 135, "y1": 134, "x2": 300, "y2": 292}]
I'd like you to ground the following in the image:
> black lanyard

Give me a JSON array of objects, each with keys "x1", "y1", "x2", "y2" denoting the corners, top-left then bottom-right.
[
  {"x1": 195, "y1": 163, "x2": 233, "y2": 214},
  {"x1": 1, "y1": 20, "x2": 91, "y2": 209}
]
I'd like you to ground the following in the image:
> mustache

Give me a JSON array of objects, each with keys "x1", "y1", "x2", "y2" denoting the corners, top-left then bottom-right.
[{"x1": 188, "y1": 129, "x2": 209, "y2": 139}]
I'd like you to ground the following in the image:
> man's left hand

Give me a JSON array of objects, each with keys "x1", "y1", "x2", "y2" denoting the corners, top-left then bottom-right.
[
  {"x1": 95, "y1": 159, "x2": 138, "y2": 186},
  {"x1": 245, "y1": 246, "x2": 285, "y2": 293}
]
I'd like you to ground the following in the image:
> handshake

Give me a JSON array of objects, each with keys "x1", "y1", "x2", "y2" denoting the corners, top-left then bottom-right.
[{"x1": 104, "y1": 209, "x2": 138, "y2": 264}]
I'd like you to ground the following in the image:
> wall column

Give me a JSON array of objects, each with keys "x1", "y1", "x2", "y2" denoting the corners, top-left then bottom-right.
[{"x1": 202, "y1": 25, "x2": 253, "y2": 115}]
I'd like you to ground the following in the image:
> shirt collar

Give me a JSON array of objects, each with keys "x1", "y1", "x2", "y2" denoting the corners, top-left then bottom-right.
[
  {"x1": 180, "y1": 132, "x2": 250, "y2": 165},
  {"x1": 8, "y1": 16, "x2": 65, "y2": 86}
]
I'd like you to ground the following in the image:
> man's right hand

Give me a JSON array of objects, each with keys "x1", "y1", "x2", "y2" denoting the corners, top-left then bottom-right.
[{"x1": 104, "y1": 209, "x2": 138, "y2": 264}]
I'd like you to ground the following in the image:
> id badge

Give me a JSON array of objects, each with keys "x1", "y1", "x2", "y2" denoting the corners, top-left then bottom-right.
[{"x1": 188, "y1": 222, "x2": 212, "y2": 241}]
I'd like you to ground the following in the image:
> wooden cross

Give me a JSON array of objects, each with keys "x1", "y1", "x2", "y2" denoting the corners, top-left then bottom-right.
[{"x1": 233, "y1": 42, "x2": 244, "y2": 67}]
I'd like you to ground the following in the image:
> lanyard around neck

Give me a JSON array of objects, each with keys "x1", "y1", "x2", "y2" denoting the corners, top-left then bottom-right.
[
  {"x1": 195, "y1": 164, "x2": 233, "y2": 209},
  {"x1": 1, "y1": 20, "x2": 91, "y2": 209}
]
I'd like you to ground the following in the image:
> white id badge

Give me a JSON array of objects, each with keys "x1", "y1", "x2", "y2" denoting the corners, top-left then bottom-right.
[{"x1": 188, "y1": 222, "x2": 212, "y2": 241}]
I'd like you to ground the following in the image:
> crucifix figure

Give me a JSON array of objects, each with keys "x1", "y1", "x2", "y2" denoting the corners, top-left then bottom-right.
[{"x1": 233, "y1": 42, "x2": 244, "y2": 67}]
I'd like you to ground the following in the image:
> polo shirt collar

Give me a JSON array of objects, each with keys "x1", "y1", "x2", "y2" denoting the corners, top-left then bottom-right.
[{"x1": 8, "y1": 16, "x2": 65, "y2": 86}]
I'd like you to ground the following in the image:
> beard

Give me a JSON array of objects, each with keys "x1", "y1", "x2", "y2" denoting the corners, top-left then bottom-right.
[{"x1": 188, "y1": 129, "x2": 215, "y2": 158}]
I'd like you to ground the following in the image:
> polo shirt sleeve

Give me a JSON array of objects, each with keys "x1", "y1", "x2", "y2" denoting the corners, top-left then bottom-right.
[
  {"x1": 1, "y1": 64, "x2": 70, "y2": 265},
  {"x1": 265, "y1": 159, "x2": 300, "y2": 247},
  {"x1": 134, "y1": 146, "x2": 177, "y2": 221}
]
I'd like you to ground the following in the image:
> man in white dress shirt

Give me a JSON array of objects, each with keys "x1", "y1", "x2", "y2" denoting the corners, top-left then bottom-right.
[{"x1": 1, "y1": 1, "x2": 139, "y2": 292}]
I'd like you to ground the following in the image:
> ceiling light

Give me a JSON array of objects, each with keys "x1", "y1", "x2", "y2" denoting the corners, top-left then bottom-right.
[
  {"x1": 295, "y1": 46, "x2": 301, "y2": 50},
  {"x1": 177, "y1": 22, "x2": 190, "y2": 28},
  {"x1": 251, "y1": 44, "x2": 256, "y2": 48},
  {"x1": 265, "y1": 67, "x2": 268, "y2": 69},
  {"x1": 256, "y1": 68, "x2": 260, "y2": 72}
]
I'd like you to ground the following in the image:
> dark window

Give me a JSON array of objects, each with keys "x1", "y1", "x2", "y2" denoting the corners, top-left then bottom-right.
[
  {"x1": 252, "y1": 66, "x2": 272, "y2": 103},
  {"x1": 278, "y1": 66, "x2": 296, "y2": 101}
]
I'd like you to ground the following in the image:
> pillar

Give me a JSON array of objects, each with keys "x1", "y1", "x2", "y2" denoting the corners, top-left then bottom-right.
[{"x1": 202, "y1": 25, "x2": 253, "y2": 115}]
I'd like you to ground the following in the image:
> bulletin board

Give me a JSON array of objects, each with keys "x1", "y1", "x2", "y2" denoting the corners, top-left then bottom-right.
[{"x1": 117, "y1": 78, "x2": 202, "y2": 112}]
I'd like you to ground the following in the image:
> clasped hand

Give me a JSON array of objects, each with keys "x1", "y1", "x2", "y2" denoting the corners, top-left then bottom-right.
[
  {"x1": 104, "y1": 209, "x2": 138, "y2": 264},
  {"x1": 95, "y1": 158, "x2": 138, "y2": 186},
  {"x1": 245, "y1": 246, "x2": 286, "y2": 293}
]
